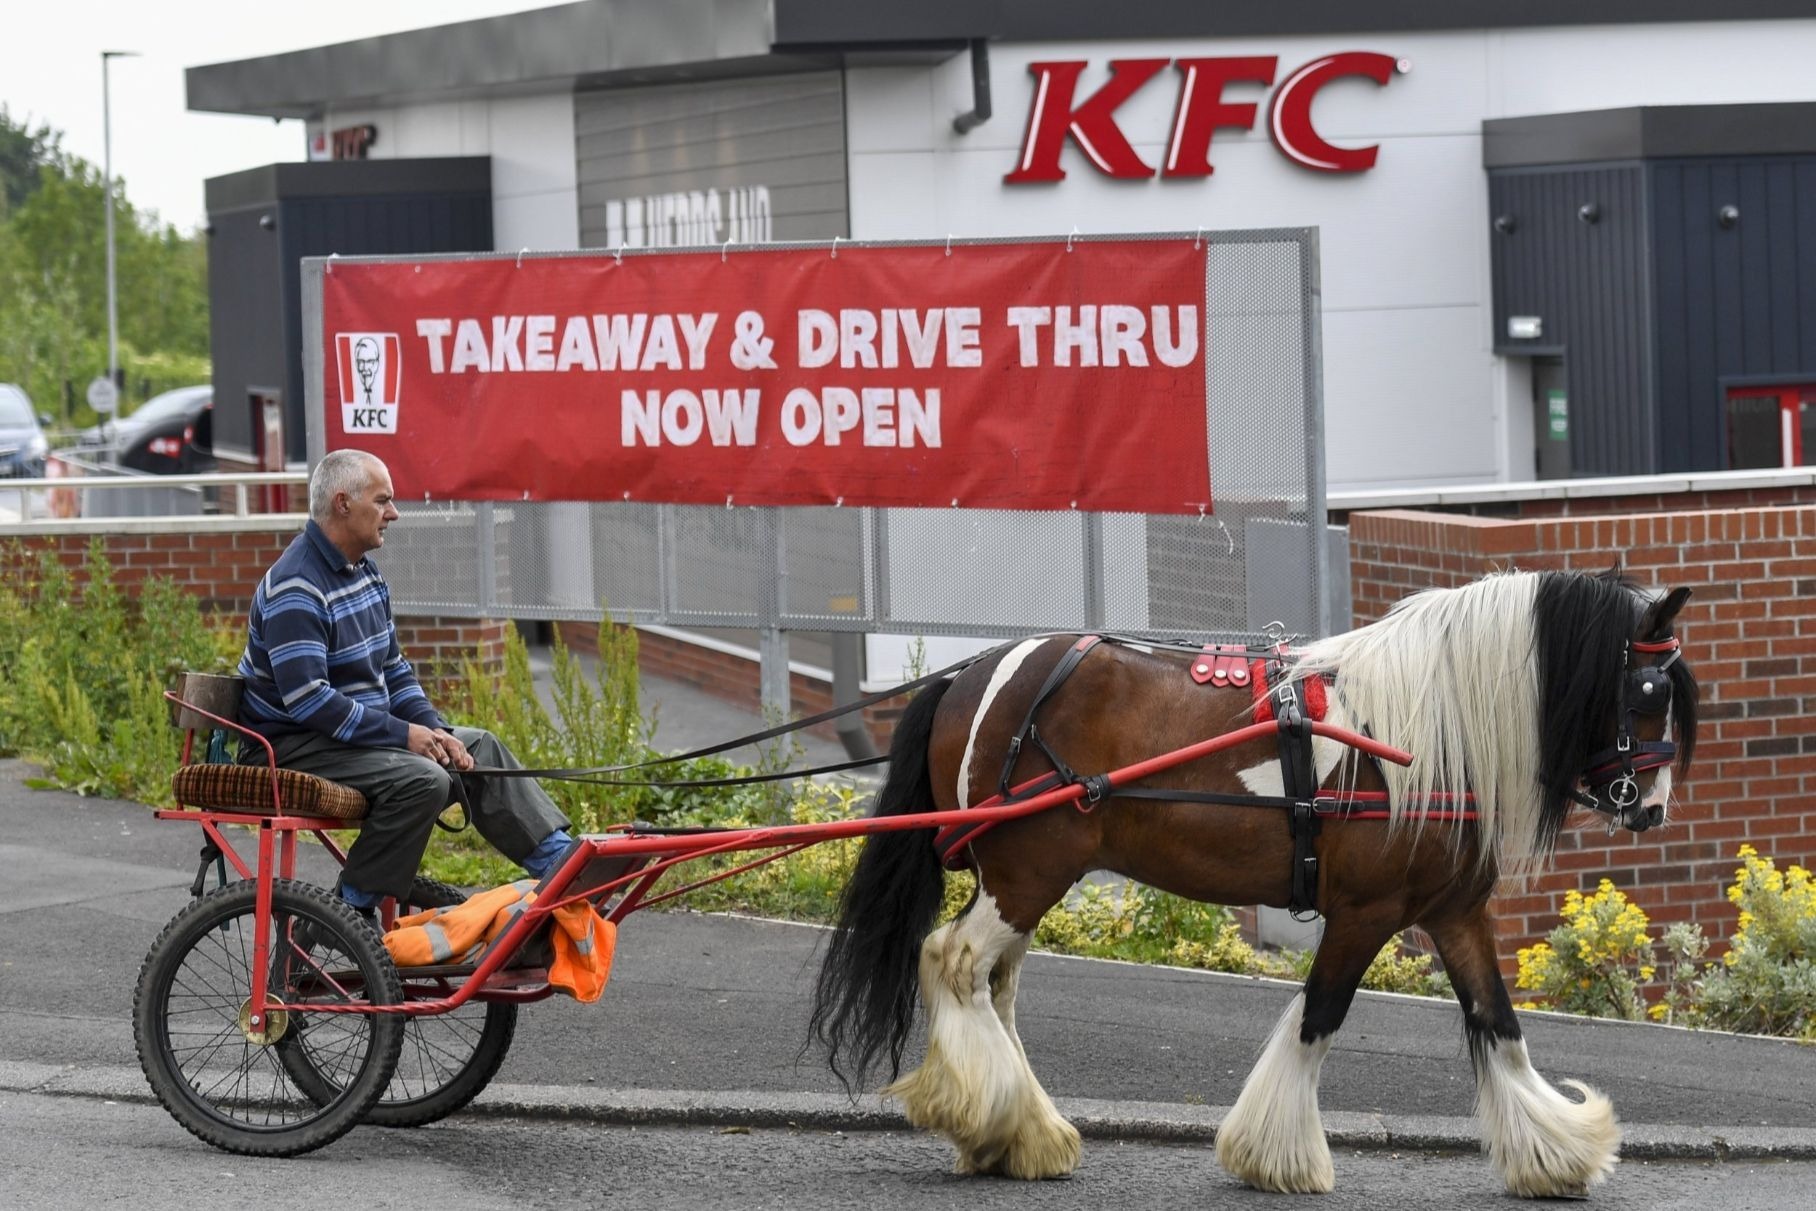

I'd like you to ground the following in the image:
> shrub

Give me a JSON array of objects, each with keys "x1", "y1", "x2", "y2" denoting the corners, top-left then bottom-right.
[
  {"x1": 1655, "y1": 846, "x2": 1816, "y2": 1040},
  {"x1": 1035, "y1": 880, "x2": 1239, "y2": 965},
  {"x1": 1514, "y1": 878, "x2": 1656, "y2": 1021}
]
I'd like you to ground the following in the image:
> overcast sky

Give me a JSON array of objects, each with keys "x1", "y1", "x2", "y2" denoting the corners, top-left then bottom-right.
[{"x1": 2, "y1": 1, "x2": 560, "y2": 230}]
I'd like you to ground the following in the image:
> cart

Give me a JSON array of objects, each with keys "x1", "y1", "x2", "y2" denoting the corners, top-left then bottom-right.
[{"x1": 136, "y1": 669, "x2": 1410, "y2": 1157}]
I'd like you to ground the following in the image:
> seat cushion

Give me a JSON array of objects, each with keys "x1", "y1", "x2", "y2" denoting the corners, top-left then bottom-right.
[{"x1": 171, "y1": 764, "x2": 369, "y2": 820}]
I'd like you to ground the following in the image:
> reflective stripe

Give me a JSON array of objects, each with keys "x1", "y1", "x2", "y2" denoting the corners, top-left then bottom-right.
[{"x1": 424, "y1": 920, "x2": 455, "y2": 963}]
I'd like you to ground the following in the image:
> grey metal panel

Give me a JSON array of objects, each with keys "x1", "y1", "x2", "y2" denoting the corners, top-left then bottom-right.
[
  {"x1": 1484, "y1": 110, "x2": 1646, "y2": 170},
  {"x1": 1489, "y1": 163, "x2": 1654, "y2": 476},
  {"x1": 576, "y1": 73, "x2": 844, "y2": 131},
  {"x1": 207, "y1": 205, "x2": 286, "y2": 462},
  {"x1": 206, "y1": 159, "x2": 493, "y2": 213},
  {"x1": 773, "y1": 0, "x2": 1816, "y2": 43},
  {"x1": 575, "y1": 71, "x2": 849, "y2": 249},
  {"x1": 1648, "y1": 154, "x2": 1816, "y2": 472},
  {"x1": 1485, "y1": 104, "x2": 1816, "y2": 169},
  {"x1": 187, "y1": 0, "x2": 783, "y2": 119},
  {"x1": 188, "y1": 0, "x2": 1816, "y2": 120}
]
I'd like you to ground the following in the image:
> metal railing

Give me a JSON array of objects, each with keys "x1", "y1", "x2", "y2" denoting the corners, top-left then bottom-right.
[{"x1": 0, "y1": 467, "x2": 307, "y2": 528}]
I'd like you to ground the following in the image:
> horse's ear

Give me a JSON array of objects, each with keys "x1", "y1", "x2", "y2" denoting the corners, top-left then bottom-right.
[{"x1": 1638, "y1": 587, "x2": 1692, "y2": 640}]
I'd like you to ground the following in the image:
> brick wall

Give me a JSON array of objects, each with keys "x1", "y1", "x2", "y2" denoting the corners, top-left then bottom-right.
[
  {"x1": 1, "y1": 523, "x2": 507, "y2": 696},
  {"x1": 1349, "y1": 504, "x2": 1816, "y2": 972}
]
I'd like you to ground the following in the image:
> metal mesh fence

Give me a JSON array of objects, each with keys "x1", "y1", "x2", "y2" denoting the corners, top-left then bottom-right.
[{"x1": 311, "y1": 230, "x2": 1325, "y2": 643}]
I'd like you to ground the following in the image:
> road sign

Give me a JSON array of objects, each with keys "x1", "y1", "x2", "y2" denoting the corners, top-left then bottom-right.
[{"x1": 86, "y1": 376, "x2": 119, "y2": 414}]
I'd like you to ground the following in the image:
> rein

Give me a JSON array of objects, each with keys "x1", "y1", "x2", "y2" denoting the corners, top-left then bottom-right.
[{"x1": 457, "y1": 651, "x2": 989, "y2": 785}]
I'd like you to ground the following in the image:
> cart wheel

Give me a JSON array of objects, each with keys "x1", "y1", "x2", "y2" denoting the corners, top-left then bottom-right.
[
  {"x1": 282, "y1": 877, "x2": 517, "y2": 1128},
  {"x1": 133, "y1": 879, "x2": 403, "y2": 1157}
]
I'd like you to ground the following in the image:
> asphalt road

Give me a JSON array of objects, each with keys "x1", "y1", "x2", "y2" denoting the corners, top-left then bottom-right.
[
  {"x1": 7, "y1": 754, "x2": 1816, "y2": 1209},
  {"x1": 7, "y1": 1090, "x2": 1816, "y2": 1211}
]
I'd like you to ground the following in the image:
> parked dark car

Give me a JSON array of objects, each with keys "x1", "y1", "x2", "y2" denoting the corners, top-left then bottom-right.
[
  {"x1": 79, "y1": 385, "x2": 215, "y2": 474},
  {"x1": 0, "y1": 383, "x2": 52, "y2": 479}
]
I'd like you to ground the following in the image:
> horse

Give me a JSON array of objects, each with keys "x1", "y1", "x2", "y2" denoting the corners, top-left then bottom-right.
[{"x1": 810, "y1": 569, "x2": 1696, "y2": 1197}]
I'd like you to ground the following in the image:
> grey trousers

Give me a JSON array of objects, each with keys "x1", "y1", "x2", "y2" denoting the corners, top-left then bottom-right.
[{"x1": 254, "y1": 727, "x2": 570, "y2": 899}]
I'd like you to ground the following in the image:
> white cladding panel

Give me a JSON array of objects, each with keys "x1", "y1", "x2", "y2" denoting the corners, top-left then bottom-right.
[{"x1": 845, "y1": 18, "x2": 1816, "y2": 491}]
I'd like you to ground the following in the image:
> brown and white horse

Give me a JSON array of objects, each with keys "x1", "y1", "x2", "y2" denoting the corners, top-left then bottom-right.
[{"x1": 811, "y1": 569, "x2": 1696, "y2": 1197}]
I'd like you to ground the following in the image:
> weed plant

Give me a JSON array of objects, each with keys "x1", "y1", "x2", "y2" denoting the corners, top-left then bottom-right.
[{"x1": 0, "y1": 542, "x2": 235, "y2": 798}]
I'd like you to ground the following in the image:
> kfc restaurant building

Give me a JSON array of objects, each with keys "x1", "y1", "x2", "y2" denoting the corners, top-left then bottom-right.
[
  {"x1": 173, "y1": 4, "x2": 1816, "y2": 962},
  {"x1": 190, "y1": 0, "x2": 1816, "y2": 492}
]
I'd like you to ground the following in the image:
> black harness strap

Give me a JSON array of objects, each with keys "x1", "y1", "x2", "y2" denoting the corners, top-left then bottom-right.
[
  {"x1": 997, "y1": 636, "x2": 1103, "y2": 799},
  {"x1": 1269, "y1": 663, "x2": 1323, "y2": 919}
]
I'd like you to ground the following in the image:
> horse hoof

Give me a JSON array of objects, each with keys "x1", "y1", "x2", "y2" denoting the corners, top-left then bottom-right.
[
  {"x1": 1216, "y1": 1131, "x2": 1336, "y2": 1195},
  {"x1": 1481, "y1": 1074, "x2": 1620, "y2": 1198}
]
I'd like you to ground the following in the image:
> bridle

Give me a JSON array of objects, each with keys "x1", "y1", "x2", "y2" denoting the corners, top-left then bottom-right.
[{"x1": 1571, "y1": 635, "x2": 1681, "y2": 831}]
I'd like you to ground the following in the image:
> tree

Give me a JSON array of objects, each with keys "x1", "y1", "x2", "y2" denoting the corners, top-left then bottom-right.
[
  {"x1": 0, "y1": 107, "x2": 66, "y2": 220},
  {"x1": 0, "y1": 111, "x2": 208, "y2": 420}
]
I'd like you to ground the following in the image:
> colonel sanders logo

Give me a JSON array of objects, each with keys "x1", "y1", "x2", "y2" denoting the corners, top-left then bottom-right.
[{"x1": 334, "y1": 332, "x2": 401, "y2": 434}]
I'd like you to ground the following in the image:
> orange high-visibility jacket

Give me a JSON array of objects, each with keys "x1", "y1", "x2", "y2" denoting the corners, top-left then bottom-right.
[{"x1": 383, "y1": 879, "x2": 615, "y2": 1003}]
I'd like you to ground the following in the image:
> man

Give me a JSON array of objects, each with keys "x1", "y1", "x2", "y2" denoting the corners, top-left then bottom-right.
[{"x1": 238, "y1": 448, "x2": 573, "y2": 918}]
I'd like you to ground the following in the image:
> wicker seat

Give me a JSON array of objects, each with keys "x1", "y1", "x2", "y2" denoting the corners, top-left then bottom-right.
[
  {"x1": 171, "y1": 762, "x2": 369, "y2": 819},
  {"x1": 167, "y1": 672, "x2": 369, "y2": 820}
]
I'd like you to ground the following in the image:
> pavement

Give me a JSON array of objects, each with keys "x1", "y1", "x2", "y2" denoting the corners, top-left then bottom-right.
[{"x1": 4, "y1": 667, "x2": 1816, "y2": 1169}]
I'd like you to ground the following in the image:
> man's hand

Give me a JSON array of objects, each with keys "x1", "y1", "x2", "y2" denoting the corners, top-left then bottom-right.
[
  {"x1": 438, "y1": 731, "x2": 474, "y2": 772},
  {"x1": 407, "y1": 723, "x2": 472, "y2": 770}
]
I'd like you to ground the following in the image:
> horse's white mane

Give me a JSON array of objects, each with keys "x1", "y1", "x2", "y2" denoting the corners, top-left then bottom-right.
[{"x1": 1290, "y1": 571, "x2": 1544, "y2": 875}]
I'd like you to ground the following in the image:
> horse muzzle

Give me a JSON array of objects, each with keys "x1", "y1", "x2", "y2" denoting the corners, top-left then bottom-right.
[{"x1": 1570, "y1": 778, "x2": 1668, "y2": 832}]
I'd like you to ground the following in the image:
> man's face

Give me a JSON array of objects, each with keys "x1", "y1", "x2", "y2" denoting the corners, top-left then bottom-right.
[{"x1": 339, "y1": 463, "x2": 399, "y2": 557}]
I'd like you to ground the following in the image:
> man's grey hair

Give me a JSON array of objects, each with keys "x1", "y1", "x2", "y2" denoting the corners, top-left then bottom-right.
[{"x1": 309, "y1": 449, "x2": 385, "y2": 521}]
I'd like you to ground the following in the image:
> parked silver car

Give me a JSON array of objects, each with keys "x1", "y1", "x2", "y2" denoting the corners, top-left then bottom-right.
[{"x1": 0, "y1": 383, "x2": 51, "y2": 479}]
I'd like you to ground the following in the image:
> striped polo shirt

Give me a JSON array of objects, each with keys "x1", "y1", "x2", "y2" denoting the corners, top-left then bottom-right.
[{"x1": 237, "y1": 520, "x2": 446, "y2": 747}]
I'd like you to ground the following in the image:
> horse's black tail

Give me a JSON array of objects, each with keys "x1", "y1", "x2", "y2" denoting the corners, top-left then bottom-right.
[{"x1": 809, "y1": 677, "x2": 953, "y2": 1092}]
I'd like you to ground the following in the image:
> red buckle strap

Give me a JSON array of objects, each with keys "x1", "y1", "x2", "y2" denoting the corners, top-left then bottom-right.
[{"x1": 1190, "y1": 644, "x2": 1252, "y2": 687}]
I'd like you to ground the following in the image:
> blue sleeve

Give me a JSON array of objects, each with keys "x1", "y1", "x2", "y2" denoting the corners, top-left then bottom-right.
[{"x1": 383, "y1": 624, "x2": 448, "y2": 730}]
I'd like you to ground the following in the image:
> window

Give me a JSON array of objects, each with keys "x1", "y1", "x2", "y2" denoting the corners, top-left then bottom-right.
[{"x1": 1725, "y1": 384, "x2": 1816, "y2": 470}]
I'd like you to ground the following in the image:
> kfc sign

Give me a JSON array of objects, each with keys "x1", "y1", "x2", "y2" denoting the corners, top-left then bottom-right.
[{"x1": 1006, "y1": 51, "x2": 1407, "y2": 183}]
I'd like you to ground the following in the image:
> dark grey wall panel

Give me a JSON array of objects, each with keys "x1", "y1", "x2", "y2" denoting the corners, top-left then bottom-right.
[
  {"x1": 1490, "y1": 163, "x2": 1653, "y2": 476},
  {"x1": 1649, "y1": 156, "x2": 1816, "y2": 470},
  {"x1": 575, "y1": 71, "x2": 849, "y2": 248},
  {"x1": 206, "y1": 207, "x2": 287, "y2": 463},
  {"x1": 207, "y1": 160, "x2": 492, "y2": 466}
]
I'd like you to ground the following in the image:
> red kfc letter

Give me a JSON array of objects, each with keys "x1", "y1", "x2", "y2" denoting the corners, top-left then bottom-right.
[
  {"x1": 1005, "y1": 58, "x2": 1170, "y2": 183},
  {"x1": 1162, "y1": 57, "x2": 1277, "y2": 178},
  {"x1": 1268, "y1": 52, "x2": 1400, "y2": 173}
]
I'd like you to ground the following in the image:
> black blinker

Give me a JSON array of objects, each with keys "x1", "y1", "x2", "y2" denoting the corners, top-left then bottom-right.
[{"x1": 1626, "y1": 666, "x2": 1673, "y2": 715}]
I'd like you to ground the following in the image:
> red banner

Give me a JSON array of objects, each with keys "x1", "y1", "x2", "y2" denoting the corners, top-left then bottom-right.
[{"x1": 320, "y1": 240, "x2": 1211, "y2": 513}]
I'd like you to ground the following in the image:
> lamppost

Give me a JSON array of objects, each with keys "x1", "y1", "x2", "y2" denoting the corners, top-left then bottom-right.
[{"x1": 101, "y1": 49, "x2": 138, "y2": 423}]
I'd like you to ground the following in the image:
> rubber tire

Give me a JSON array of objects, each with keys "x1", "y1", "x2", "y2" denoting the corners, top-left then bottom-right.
[
  {"x1": 134, "y1": 879, "x2": 403, "y2": 1157},
  {"x1": 283, "y1": 876, "x2": 518, "y2": 1128}
]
